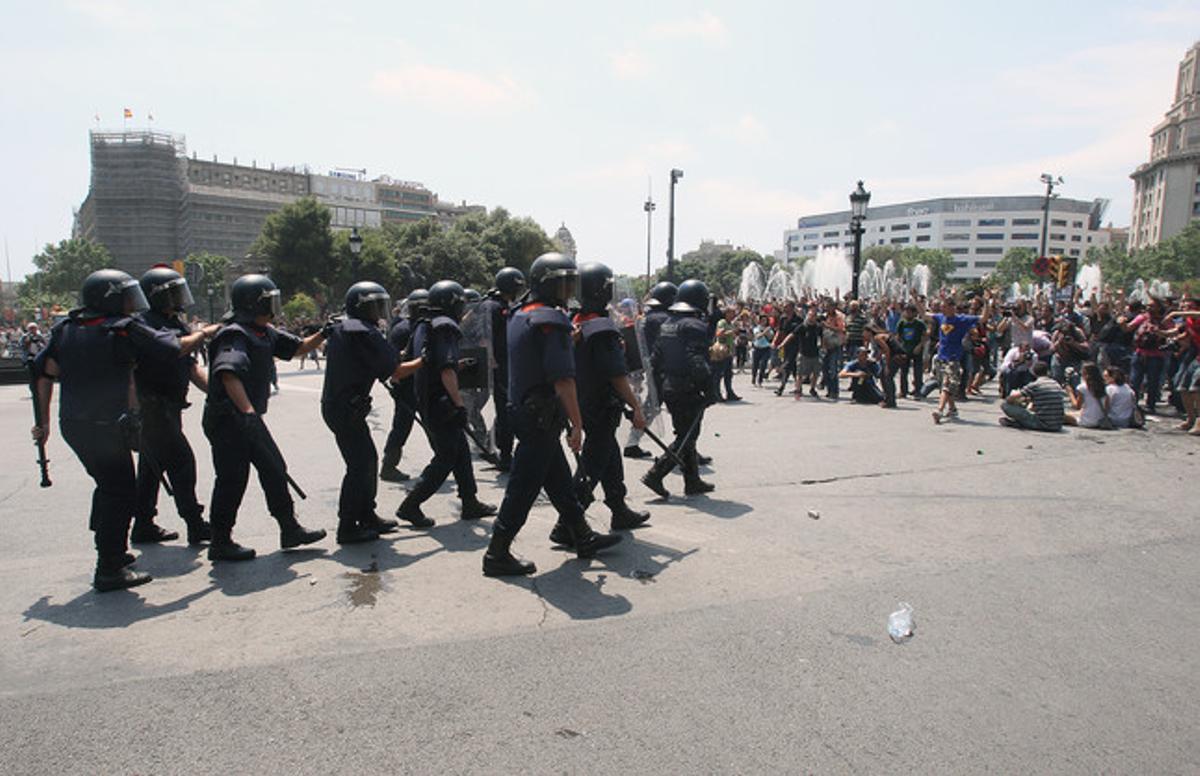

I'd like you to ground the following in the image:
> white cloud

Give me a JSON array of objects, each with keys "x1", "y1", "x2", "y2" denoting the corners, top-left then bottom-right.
[
  {"x1": 649, "y1": 11, "x2": 727, "y2": 45},
  {"x1": 572, "y1": 140, "x2": 695, "y2": 183},
  {"x1": 370, "y1": 65, "x2": 534, "y2": 113},
  {"x1": 609, "y1": 48, "x2": 650, "y2": 79},
  {"x1": 714, "y1": 114, "x2": 768, "y2": 145},
  {"x1": 695, "y1": 178, "x2": 840, "y2": 220}
]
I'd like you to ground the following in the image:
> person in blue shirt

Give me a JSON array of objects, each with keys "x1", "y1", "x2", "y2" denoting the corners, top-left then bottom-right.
[
  {"x1": 927, "y1": 293, "x2": 993, "y2": 424},
  {"x1": 838, "y1": 347, "x2": 884, "y2": 404}
]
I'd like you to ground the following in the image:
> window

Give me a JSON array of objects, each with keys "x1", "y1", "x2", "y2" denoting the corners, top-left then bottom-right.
[
  {"x1": 945, "y1": 218, "x2": 971, "y2": 227},
  {"x1": 823, "y1": 231, "x2": 839, "y2": 238},
  {"x1": 944, "y1": 233, "x2": 970, "y2": 241},
  {"x1": 975, "y1": 247, "x2": 1002, "y2": 254},
  {"x1": 1050, "y1": 246, "x2": 1065, "y2": 254},
  {"x1": 953, "y1": 261, "x2": 969, "y2": 268},
  {"x1": 890, "y1": 237, "x2": 910, "y2": 244},
  {"x1": 804, "y1": 244, "x2": 817, "y2": 251},
  {"x1": 1051, "y1": 218, "x2": 1067, "y2": 226},
  {"x1": 1013, "y1": 217, "x2": 1039, "y2": 226},
  {"x1": 804, "y1": 233, "x2": 819, "y2": 240},
  {"x1": 976, "y1": 233, "x2": 1004, "y2": 240},
  {"x1": 1071, "y1": 235, "x2": 1081, "y2": 242},
  {"x1": 1050, "y1": 233, "x2": 1066, "y2": 241},
  {"x1": 978, "y1": 218, "x2": 1005, "y2": 226},
  {"x1": 824, "y1": 243, "x2": 839, "y2": 249},
  {"x1": 1012, "y1": 233, "x2": 1039, "y2": 240},
  {"x1": 891, "y1": 223, "x2": 910, "y2": 231},
  {"x1": 1069, "y1": 249, "x2": 1081, "y2": 256},
  {"x1": 916, "y1": 221, "x2": 932, "y2": 229},
  {"x1": 915, "y1": 235, "x2": 931, "y2": 242},
  {"x1": 948, "y1": 248, "x2": 969, "y2": 255},
  {"x1": 1072, "y1": 221, "x2": 1083, "y2": 228},
  {"x1": 974, "y1": 260, "x2": 998, "y2": 268}
]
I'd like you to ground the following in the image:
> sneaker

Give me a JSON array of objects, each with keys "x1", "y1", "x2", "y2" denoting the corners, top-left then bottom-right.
[{"x1": 931, "y1": 410, "x2": 943, "y2": 425}]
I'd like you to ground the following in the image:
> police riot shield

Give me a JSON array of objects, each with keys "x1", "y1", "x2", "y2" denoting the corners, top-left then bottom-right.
[
  {"x1": 457, "y1": 300, "x2": 496, "y2": 456},
  {"x1": 628, "y1": 306, "x2": 666, "y2": 436}
]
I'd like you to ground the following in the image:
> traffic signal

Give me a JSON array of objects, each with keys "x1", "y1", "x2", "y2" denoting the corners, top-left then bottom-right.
[
  {"x1": 1042, "y1": 255, "x2": 1060, "y2": 281},
  {"x1": 1056, "y1": 256, "x2": 1073, "y2": 287}
]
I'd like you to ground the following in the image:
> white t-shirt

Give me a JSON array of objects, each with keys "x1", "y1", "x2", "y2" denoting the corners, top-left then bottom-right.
[
  {"x1": 1076, "y1": 383, "x2": 1107, "y2": 428},
  {"x1": 1106, "y1": 383, "x2": 1136, "y2": 428}
]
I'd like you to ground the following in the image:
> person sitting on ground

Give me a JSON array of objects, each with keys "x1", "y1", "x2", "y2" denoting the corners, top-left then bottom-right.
[
  {"x1": 838, "y1": 347, "x2": 884, "y2": 405},
  {"x1": 1064, "y1": 362, "x2": 1111, "y2": 428},
  {"x1": 1103, "y1": 365, "x2": 1137, "y2": 429},
  {"x1": 999, "y1": 361, "x2": 1065, "y2": 431},
  {"x1": 999, "y1": 342, "x2": 1037, "y2": 395}
]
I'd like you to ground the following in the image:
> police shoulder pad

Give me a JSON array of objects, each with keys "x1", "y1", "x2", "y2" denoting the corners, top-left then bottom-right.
[
  {"x1": 580, "y1": 316, "x2": 619, "y2": 340},
  {"x1": 103, "y1": 315, "x2": 135, "y2": 332},
  {"x1": 430, "y1": 315, "x2": 461, "y2": 334},
  {"x1": 211, "y1": 321, "x2": 252, "y2": 345},
  {"x1": 339, "y1": 318, "x2": 375, "y2": 335},
  {"x1": 527, "y1": 307, "x2": 571, "y2": 331}
]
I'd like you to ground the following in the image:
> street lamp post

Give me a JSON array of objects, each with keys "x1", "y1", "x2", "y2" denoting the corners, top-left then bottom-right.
[
  {"x1": 1038, "y1": 173, "x2": 1062, "y2": 262},
  {"x1": 206, "y1": 286, "x2": 215, "y2": 323},
  {"x1": 348, "y1": 226, "x2": 363, "y2": 279},
  {"x1": 667, "y1": 168, "x2": 683, "y2": 284},
  {"x1": 643, "y1": 193, "x2": 656, "y2": 287},
  {"x1": 848, "y1": 180, "x2": 871, "y2": 300}
]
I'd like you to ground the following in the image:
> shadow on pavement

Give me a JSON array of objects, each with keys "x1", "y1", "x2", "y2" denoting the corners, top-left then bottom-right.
[
  {"x1": 23, "y1": 585, "x2": 217, "y2": 630},
  {"x1": 422, "y1": 520, "x2": 491, "y2": 554},
  {"x1": 322, "y1": 539, "x2": 443, "y2": 572},
  {"x1": 127, "y1": 544, "x2": 205, "y2": 579},
  {"x1": 686, "y1": 496, "x2": 752, "y2": 519},
  {"x1": 207, "y1": 547, "x2": 325, "y2": 597}
]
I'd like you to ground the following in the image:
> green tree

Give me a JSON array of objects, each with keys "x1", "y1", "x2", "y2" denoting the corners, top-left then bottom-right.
[
  {"x1": 281, "y1": 291, "x2": 318, "y2": 322},
  {"x1": 1140, "y1": 221, "x2": 1200, "y2": 286},
  {"x1": 992, "y1": 247, "x2": 1038, "y2": 287},
  {"x1": 185, "y1": 251, "x2": 232, "y2": 319},
  {"x1": 862, "y1": 245, "x2": 903, "y2": 268},
  {"x1": 26, "y1": 238, "x2": 112, "y2": 295},
  {"x1": 331, "y1": 227, "x2": 400, "y2": 302},
  {"x1": 652, "y1": 248, "x2": 770, "y2": 297},
  {"x1": 250, "y1": 197, "x2": 336, "y2": 303},
  {"x1": 895, "y1": 246, "x2": 956, "y2": 289}
]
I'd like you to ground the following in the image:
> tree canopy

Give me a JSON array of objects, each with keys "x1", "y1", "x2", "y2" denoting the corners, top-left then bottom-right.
[
  {"x1": 250, "y1": 197, "x2": 337, "y2": 305},
  {"x1": 26, "y1": 238, "x2": 113, "y2": 295}
]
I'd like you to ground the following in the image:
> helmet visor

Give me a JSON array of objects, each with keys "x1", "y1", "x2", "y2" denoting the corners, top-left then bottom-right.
[
  {"x1": 121, "y1": 279, "x2": 150, "y2": 314},
  {"x1": 259, "y1": 288, "x2": 282, "y2": 319},
  {"x1": 165, "y1": 277, "x2": 195, "y2": 311},
  {"x1": 358, "y1": 291, "x2": 391, "y2": 323}
]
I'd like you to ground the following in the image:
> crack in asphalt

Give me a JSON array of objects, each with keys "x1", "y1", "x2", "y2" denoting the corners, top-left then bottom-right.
[
  {"x1": 529, "y1": 577, "x2": 549, "y2": 630},
  {"x1": 0, "y1": 478, "x2": 28, "y2": 506}
]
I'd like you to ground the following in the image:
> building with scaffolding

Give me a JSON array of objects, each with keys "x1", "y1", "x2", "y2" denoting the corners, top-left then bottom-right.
[{"x1": 75, "y1": 129, "x2": 485, "y2": 277}]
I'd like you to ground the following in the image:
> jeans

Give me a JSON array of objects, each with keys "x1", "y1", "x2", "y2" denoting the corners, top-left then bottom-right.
[
  {"x1": 1130, "y1": 353, "x2": 1166, "y2": 410},
  {"x1": 822, "y1": 348, "x2": 843, "y2": 398},
  {"x1": 712, "y1": 358, "x2": 735, "y2": 399},
  {"x1": 751, "y1": 347, "x2": 771, "y2": 385},
  {"x1": 898, "y1": 354, "x2": 923, "y2": 396}
]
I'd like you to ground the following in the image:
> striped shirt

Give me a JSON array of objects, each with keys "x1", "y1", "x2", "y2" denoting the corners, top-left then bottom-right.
[{"x1": 1020, "y1": 377, "x2": 1065, "y2": 430}]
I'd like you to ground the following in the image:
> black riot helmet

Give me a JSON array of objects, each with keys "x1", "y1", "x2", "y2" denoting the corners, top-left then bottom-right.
[
  {"x1": 345, "y1": 281, "x2": 391, "y2": 324},
  {"x1": 404, "y1": 288, "x2": 429, "y2": 320},
  {"x1": 428, "y1": 280, "x2": 466, "y2": 321},
  {"x1": 578, "y1": 261, "x2": 614, "y2": 314},
  {"x1": 140, "y1": 265, "x2": 194, "y2": 314},
  {"x1": 528, "y1": 252, "x2": 578, "y2": 307},
  {"x1": 229, "y1": 273, "x2": 282, "y2": 321},
  {"x1": 495, "y1": 267, "x2": 526, "y2": 299},
  {"x1": 669, "y1": 278, "x2": 710, "y2": 315},
  {"x1": 646, "y1": 281, "x2": 678, "y2": 310},
  {"x1": 81, "y1": 269, "x2": 149, "y2": 316},
  {"x1": 463, "y1": 288, "x2": 482, "y2": 305}
]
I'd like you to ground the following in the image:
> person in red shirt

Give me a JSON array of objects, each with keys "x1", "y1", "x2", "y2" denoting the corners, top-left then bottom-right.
[
  {"x1": 1164, "y1": 298, "x2": 1200, "y2": 434},
  {"x1": 1126, "y1": 298, "x2": 1169, "y2": 413}
]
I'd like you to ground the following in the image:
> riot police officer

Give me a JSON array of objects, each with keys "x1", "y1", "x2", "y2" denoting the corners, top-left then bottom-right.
[
  {"x1": 483, "y1": 253, "x2": 622, "y2": 577},
  {"x1": 479, "y1": 267, "x2": 525, "y2": 471},
  {"x1": 394, "y1": 280, "x2": 497, "y2": 527},
  {"x1": 203, "y1": 273, "x2": 327, "y2": 561},
  {"x1": 31, "y1": 269, "x2": 183, "y2": 591},
  {"x1": 623, "y1": 281, "x2": 675, "y2": 459},
  {"x1": 131, "y1": 265, "x2": 220, "y2": 546},
  {"x1": 322, "y1": 282, "x2": 425, "y2": 544},
  {"x1": 564, "y1": 261, "x2": 650, "y2": 537},
  {"x1": 380, "y1": 288, "x2": 428, "y2": 482},
  {"x1": 641, "y1": 278, "x2": 716, "y2": 499}
]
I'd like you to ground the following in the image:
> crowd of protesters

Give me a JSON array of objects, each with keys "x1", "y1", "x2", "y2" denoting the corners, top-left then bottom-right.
[{"x1": 704, "y1": 286, "x2": 1200, "y2": 437}]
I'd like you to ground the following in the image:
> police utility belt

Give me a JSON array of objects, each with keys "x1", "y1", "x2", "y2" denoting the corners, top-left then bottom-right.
[{"x1": 521, "y1": 386, "x2": 568, "y2": 432}]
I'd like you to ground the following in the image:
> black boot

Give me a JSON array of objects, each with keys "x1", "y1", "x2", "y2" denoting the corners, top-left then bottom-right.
[
  {"x1": 121, "y1": 552, "x2": 138, "y2": 568},
  {"x1": 641, "y1": 461, "x2": 671, "y2": 500},
  {"x1": 460, "y1": 496, "x2": 497, "y2": 520},
  {"x1": 337, "y1": 522, "x2": 379, "y2": 544},
  {"x1": 207, "y1": 524, "x2": 256, "y2": 561},
  {"x1": 563, "y1": 520, "x2": 622, "y2": 559},
  {"x1": 609, "y1": 501, "x2": 651, "y2": 531},
  {"x1": 183, "y1": 508, "x2": 212, "y2": 546},
  {"x1": 684, "y1": 476, "x2": 715, "y2": 495},
  {"x1": 379, "y1": 465, "x2": 410, "y2": 482},
  {"x1": 548, "y1": 522, "x2": 575, "y2": 548},
  {"x1": 130, "y1": 520, "x2": 179, "y2": 544},
  {"x1": 496, "y1": 454, "x2": 512, "y2": 473},
  {"x1": 696, "y1": 453, "x2": 713, "y2": 466},
  {"x1": 279, "y1": 517, "x2": 326, "y2": 549},
  {"x1": 483, "y1": 531, "x2": 536, "y2": 577},
  {"x1": 624, "y1": 445, "x2": 652, "y2": 459},
  {"x1": 396, "y1": 497, "x2": 435, "y2": 528},
  {"x1": 362, "y1": 513, "x2": 399, "y2": 534},
  {"x1": 93, "y1": 561, "x2": 152, "y2": 592}
]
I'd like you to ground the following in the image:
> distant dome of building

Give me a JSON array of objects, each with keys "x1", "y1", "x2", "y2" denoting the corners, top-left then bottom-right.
[{"x1": 554, "y1": 222, "x2": 576, "y2": 259}]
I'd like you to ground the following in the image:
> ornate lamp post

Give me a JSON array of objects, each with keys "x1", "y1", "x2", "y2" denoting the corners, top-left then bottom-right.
[
  {"x1": 643, "y1": 192, "x2": 656, "y2": 287},
  {"x1": 348, "y1": 226, "x2": 363, "y2": 278},
  {"x1": 849, "y1": 180, "x2": 871, "y2": 300}
]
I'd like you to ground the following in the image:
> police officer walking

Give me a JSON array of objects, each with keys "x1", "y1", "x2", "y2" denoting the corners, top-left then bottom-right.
[
  {"x1": 322, "y1": 282, "x2": 425, "y2": 544},
  {"x1": 482, "y1": 253, "x2": 622, "y2": 578},
  {"x1": 567, "y1": 261, "x2": 650, "y2": 535},
  {"x1": 394, "y1": 280, "x2": 497, "y2": 528},
  {"x1": 623, "y1": 281, "x2": 675, "y2": 459},
  {"x1": 203, "y1": 273, "x2": 327, "y2": 561},
  {"x1": 379, "y1": 289, "x2": 428, "y2": 482},
  {"x1": 478, "y1": 267, "x2": 525, "y2": 472},
  {"x1": 641, "y1": 278, "x2": 716, "y2": 499},
  {"x1": 131, "y1": 265, "x2": 220, "y2": 546},
  {"x1": 31, "y1": 269, "x2": 184, "y2": 591}
]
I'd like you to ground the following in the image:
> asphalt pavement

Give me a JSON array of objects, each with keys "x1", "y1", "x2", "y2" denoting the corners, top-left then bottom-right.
[{"x1": 1, "y1": 363, "x2": 1197, "y2": 774}]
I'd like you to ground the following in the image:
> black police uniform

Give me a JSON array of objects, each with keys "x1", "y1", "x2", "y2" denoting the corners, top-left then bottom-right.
[
  {"x1": 643, "y1": 307, "x2": 714, "y2": 495},
  {"x1": 395, "y1": 316, "x2": 479, "y2": 521},
  {"x1": 35, "y1": 311, "x2": 180, "y2": 576},
  {"x1": 478, "y1": 291, "x2": 514, "y2": 466},
  {"x1": 572, "y1": 312, "x2": 645, "y2": 525},
  {"x1": 132, "y1": 309, "x2": 208, "y2": 542},
  {"x1": 624, "y1": 305, "x2": 669, "y2": 453},
  {"x1": 321, "y1": 318, "x2": 399, "y2": 538},
  {"x1": 203, "y1": 321, "x2": 313, "y2": 549},
  {"x1": 380, "y1": 315, "x2": 417, "y2": 478}
]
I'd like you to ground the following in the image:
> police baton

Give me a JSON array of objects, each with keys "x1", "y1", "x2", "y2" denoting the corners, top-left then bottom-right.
[
  {"x1": 623, "y1": 409, "x2": 688, "y2": 470},
  {"x1": 26, "y1": 362, "x2": 51, "y2": 487}
]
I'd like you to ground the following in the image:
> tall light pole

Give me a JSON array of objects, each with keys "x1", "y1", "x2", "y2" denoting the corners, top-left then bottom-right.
[
  {"x1": 849, "y1": 180, "x2": 871, "y2": 300},
  {"x1": 667, "y1": 168, "x2": 683, "y2": 283},
  {"x1": 348, "y1": 226, "x2": 363, "y2": 279},
  {"x1": 643, "y1": 187, "x2": 656, "y2": 287},
  {"x1": 1039, "y1": 173, "x2": 1063, "y2": 261}
]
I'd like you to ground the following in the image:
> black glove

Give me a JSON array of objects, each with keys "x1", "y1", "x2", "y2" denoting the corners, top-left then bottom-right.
[
  {"x1": 451, "y1": 404, "x2": 469, "y2": 429},
  {"x1": 118, "y1": 410, "x2": 142, "y2": 451}
]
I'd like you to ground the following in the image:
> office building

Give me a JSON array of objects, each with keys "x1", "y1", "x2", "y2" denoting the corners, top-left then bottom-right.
[
  {"x1": 1129, "y1": 40, "x2": 1200, "y2": 250},
  {"x1": 783, "y1": 195, "x2": 1110, "y2": 281}
]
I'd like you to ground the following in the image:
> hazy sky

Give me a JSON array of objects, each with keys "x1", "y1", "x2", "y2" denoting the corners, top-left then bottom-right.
[{"x1": 1, "y1": 1, "x2": 1197, "y2": 280}]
